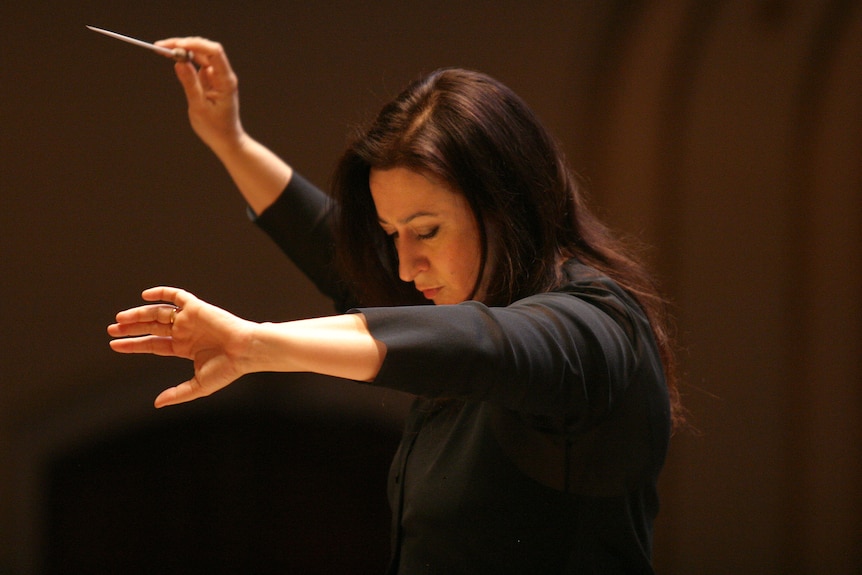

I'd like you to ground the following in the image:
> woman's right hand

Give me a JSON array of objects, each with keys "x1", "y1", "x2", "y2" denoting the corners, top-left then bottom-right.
[
  {"x1": 155, "y1": 37, "x2": 245, "y2": 155},
  {"x1": 155, "y1": 36, "x2": 292, "y2": 214}
]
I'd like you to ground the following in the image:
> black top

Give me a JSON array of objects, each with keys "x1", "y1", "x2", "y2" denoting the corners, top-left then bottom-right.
[{"x1": 255, "y1": 173, "x2": 671, "y2": 574}]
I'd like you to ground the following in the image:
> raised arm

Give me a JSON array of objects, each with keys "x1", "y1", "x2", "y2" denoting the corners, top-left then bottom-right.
[
  {"x1": 156, "y1": 37, "x2": 291, "y2": 214},
  {"x1": 108, "y1": 287, "x2": 386, "y2": 408}
]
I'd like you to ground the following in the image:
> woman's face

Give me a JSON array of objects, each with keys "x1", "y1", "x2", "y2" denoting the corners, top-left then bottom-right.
[{"x1": 370, "y1": 167, "x2": 483, "y2": 305}]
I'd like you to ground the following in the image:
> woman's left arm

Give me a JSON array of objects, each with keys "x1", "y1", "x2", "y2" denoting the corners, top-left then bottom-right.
[{"x1": 359, "y1": 289, "x2": 652, "y2": 418}]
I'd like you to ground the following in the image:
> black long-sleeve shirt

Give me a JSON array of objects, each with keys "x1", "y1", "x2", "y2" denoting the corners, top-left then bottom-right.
[{"x1": 255, "y1": 173, "x2": 671, "y2": 574}]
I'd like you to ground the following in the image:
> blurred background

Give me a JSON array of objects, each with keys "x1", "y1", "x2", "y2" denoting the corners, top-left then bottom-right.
[{"x1": 1, "y1": 1, "x2": 859, "y2": 573}]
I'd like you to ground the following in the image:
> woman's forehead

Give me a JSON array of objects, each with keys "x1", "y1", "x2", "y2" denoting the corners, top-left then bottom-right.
[{"x1": 369, "y1": 167, "x2": 468, "y2": 222}]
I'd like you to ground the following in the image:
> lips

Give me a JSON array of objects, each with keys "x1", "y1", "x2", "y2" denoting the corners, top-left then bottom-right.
[{"x1": 418, "y1": 287, "x2": 441, "y2": 300}]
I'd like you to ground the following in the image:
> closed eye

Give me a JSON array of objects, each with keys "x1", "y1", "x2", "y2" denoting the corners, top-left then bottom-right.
[
  {"x1": 417, "y1": 227, "x2": 439, "y2": 240},
  {"x1": 380, "y1": 225, "x2": 438, "y2": 241}
]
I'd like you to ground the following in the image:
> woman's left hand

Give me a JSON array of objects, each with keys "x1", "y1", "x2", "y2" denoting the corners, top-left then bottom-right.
[{"x1": 108, "y1": 286, "x2": 256, "y2": 408}]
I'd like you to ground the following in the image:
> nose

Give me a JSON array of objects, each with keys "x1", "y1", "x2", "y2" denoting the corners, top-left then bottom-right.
[{"x1": 396, "y1": 239, "x2": 429, "y2": 283}]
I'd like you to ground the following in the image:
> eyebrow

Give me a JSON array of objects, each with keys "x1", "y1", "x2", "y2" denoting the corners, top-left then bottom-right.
[{"x1": 377, "y1": 211, "x2": 439, "y2": 225}]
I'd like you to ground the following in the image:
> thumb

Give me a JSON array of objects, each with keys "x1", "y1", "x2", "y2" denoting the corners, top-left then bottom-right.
[{"x1": 154, "y1": 378, "x2": 206, "y2": 408}]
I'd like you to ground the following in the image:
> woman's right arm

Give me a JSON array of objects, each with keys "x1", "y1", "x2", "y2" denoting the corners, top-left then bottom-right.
[
  {"x1": 157, "y1": 37, "x2": 350, "y2": 309},
  {"x1": 156, "y1": 37, "x2": 291, "y2": 215}
]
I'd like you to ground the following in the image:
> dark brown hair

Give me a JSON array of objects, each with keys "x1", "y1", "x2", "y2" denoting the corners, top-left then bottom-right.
[{"x1": 331, "y1": 68, "x2": 683, "y2": 428}]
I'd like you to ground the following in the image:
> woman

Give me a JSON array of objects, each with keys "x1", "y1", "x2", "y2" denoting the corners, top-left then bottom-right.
[{"x1": 109, "y1": 37, "x2": 683, "y2": 574}]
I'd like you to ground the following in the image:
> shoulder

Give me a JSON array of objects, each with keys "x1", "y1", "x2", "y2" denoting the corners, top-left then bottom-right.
[
  {"x1": 557, "y1": 258, "x2": 629, "y2": 297},
  {"x1": 526, "y1": 259, "x2": 644, "y2": 316},
  {"x1": 507, "y1": 259, "x2": 649, "y2": 342}
]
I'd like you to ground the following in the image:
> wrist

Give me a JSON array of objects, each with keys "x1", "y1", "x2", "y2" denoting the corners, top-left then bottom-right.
[
  {"x1": 243, "y1": 321, "x2": 284, "y2": 374},
  {"x1": 208, "y1": 126, "x2": 250, "y2": 160}
]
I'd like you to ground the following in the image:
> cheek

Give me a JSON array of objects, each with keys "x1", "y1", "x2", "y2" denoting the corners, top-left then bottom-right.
[{"x1": 448, "y1": 239, "x2": 482, "y2": 285}]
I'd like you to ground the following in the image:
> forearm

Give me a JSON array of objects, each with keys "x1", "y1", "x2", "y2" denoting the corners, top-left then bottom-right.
[
  {"x1": 211, "y1": 132, "x2": 294, "y2": 215},
  {"x1": 247, "y1": 313, "x2": 386, "y2": 382}
]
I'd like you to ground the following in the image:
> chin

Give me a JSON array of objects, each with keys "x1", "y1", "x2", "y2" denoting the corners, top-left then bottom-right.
[{"x1": 434, "y1": 295, "x2": 468, "y2": 306}]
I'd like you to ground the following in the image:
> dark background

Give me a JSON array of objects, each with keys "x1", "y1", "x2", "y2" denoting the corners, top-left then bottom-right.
[{"x1": 2, "y1": 2, "x2": 860, "y2": 573}]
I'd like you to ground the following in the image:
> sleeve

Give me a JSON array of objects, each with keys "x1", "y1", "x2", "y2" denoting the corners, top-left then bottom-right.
[
  {"x1": 252, "y1": 172, "x2": 355, "y2": 312},
  {"x1": 357, "y1": 281, "x2": 663, "y2": 426}
]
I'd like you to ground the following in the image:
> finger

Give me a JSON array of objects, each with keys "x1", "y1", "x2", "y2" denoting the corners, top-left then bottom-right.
[
  {"x1": 155, "y1": 37, "x2": 225, "y2": 64},
  {"x1": 154, "y1": 378, "x2": 208, "y2": 408},
  {"x1": 109, "y1": 335, "x2": 178, "y2": 357},
  {"x1": 196, "y1": 41, "x2": 235, "y2": 85},
  {"x1": 141, "y1": 287, "x2": 194, "y2": 309},
  {"x1": 112, "y1": 303, "x2": 180, "y2": 328},
  {"x1": 169, "y1": 60, "x2": 206, "y2": 105},
  {"x1": 162, "y1": 51, "x2": 216, "y2": 103},
  {"x1": 174, "y1": 59, "x2": 203, "y2": 94},
  {"x1": 109, "y1": 301, "x2": 181, "y2": 340},
  {"x1": 157, "y1": 38, "x2": 238, "y2": 89},
  {"x1": 108, "y1": 322, "x2": 171, "y2": 338}
]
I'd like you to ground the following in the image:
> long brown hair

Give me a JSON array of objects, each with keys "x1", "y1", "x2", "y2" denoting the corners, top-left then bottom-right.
[{"x1": 331, "y1": 68, "x2": 684, "y2": 429}]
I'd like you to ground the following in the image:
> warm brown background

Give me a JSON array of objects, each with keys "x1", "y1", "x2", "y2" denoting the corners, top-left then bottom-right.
[{"x1": 2, "y1": 1, "x2": 860, "y2": 573}]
